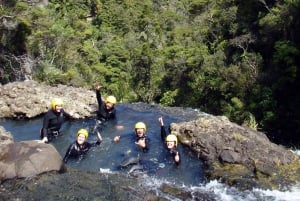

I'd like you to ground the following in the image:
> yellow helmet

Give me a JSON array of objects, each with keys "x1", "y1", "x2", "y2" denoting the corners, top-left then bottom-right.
[
  {"x1": 134, "y1": 122, "x2": 146, "y2": 132},
  {"x1": 105, "y1": 96, "x2": 117, "y2": 104},
  {"x1": 77, "y1": 128, "x2": 89, "y2": 138},
  {"x1": 51, "y1": 98, "x2": 63, "y2": 110},
  {"x1": 166, "y1": 134, "x2": 178, "y2": 147}
]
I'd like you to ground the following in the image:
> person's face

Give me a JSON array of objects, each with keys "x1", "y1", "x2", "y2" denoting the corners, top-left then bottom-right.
[
  {"x1": 166, "y1": 141, "x2": 175, "y2": 149},
  {"x1": 77, "y1": 134, "x2": 86, "y2": 145},
  {"x1": 55, "y1": 105, "x2": 63, "y2": 112},
  {"x1": 136, "y1": 128, "x2": 145, "y2": 137},
  {"x1": 105, "y1": 102, "x2": 114, "y2": 110}
]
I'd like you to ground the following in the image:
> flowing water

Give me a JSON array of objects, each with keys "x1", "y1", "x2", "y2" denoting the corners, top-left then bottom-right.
[{"x1": 1, "y1": 103, "x2": 300, "y2": 201}]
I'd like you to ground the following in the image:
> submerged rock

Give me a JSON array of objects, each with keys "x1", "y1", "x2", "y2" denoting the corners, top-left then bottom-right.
[{"x1": 0, "y1": 168, "x2": 213, "y2": 201}]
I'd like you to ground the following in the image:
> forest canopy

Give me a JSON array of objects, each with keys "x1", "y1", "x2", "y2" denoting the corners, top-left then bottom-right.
[{"x1": 1, "y1": 0, "x2": 300, "y2": 146}]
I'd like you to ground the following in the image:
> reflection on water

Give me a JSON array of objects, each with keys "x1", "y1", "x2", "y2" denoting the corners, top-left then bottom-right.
[{"x1": 0, "y1": 103, "x2": 205, "y2": 186}]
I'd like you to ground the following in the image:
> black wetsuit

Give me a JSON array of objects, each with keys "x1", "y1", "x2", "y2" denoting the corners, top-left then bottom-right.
[
  {"x1": 160, "y1": 125, "x2": 181, "y2": 165},
  {"x1": 96, "y1": 89, "x2": 116, "y2": 121},
  {"x1": 135, "y1": 135, "x2": 149, "y2": 153},
  {"x1": 41, "y1": 109, "x2": 72, "y2": 142},
  {"x1": 63, "y1": 140, "x2": 101, "y2": 163}
]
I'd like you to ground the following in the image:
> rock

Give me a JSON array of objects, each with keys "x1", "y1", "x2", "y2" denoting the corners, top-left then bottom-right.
[
  {"x1": 0, "y1": 126, "x2": 13, "y2": 144},
  {"x1": 0, "y1": 140, "x2": 65, "y2": 182},
  {"x1": 120, "y1": 156, "x2": 140, "y2": 167},
  {"x1": 171, "y1": 115, "x2": 300, "y2": 190},
  {"x1": 0, "y1": 80, "x2": 98, "y2": 119}
]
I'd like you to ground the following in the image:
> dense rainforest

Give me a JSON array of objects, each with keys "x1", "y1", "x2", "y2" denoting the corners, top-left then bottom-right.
[{"x1": 1, "y1": 0, "x2": 300, "y2": 146}]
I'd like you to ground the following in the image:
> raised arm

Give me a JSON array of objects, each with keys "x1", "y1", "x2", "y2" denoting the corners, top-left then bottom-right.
[
  {"x1": 93, "y1": 82, "x2": 103, "y2": 108},
  {"x1": 158, "y1": 117, "x2": 167, "y2": 141},
  {"x1": 63, "y1": 143, "x2": 75, "y2": 163}
]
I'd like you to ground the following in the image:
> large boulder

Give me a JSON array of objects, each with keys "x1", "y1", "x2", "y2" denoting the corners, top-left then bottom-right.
[
  {"x1": 0, "y1": 126, "x2": 64, "y2": 182},
  {"x1": 170, "y1": 115, "x2": 300, "y2": 190},
  {"x1": 0, "y1": 80, "x2": 98, "y2": 118},
  {"x1": 0, "y1": 140, "x2": 65, "y2": 182}
]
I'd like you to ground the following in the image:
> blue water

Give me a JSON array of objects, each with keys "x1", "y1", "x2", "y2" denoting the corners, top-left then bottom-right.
[
  {"x1": 0, "y1": 103, "x2": 205, "y2": 186},
  {"x1": 1, "y1": 103, "x2": 300, "y2": 200}
]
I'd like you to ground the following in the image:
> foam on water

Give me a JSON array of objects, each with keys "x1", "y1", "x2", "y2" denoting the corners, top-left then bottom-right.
[{"x1": 141, "y1": 177, "x2": 300, "y2": 201}]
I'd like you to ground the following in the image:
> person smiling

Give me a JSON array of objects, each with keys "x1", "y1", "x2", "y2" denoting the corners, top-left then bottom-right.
[
  {"x1": 158, "y1": 117, "x2": 181, "y2": 165},
  {"x1": 93, "y1": 82, "x2": 117, "y2": 122},
  {"x1": 63, "y1": 128, "x2": 102, "y2": 163},
  {"x1": 113, "y1": 122, "x2": 149, "y2": 152},
  {"x1": 41, "y1": 98, "x2": 73, "y2": 143}
]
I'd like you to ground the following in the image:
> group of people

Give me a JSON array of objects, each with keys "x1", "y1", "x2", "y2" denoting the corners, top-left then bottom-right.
[{"x1": 41, "y1": 82, "x2": 181, "y2": 165}]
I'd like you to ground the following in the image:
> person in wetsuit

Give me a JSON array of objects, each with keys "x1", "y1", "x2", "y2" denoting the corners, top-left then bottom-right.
[
  {"x1": 113, "y1": 122, "x2": 149, "y2": 152},
  {"x1": 158, "y1": 117, "x2": 181, "y2": 165},
  {"x1": 41, "y1": 98, "x2": 73, "y2": 143},
  {"x1": 93, "y1": 82, "x2": 116, "y2": 122},
  {"x1": 63, "y1": 128, "x2": 102, "y2": 163}
]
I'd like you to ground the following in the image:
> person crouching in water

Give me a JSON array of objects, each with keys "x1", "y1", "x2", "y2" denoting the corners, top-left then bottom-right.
[
  {"x1": 41, "y1": 98, "x2": 73, "y2": 143},
  {"x1": 93, "y1": 82, "x2": 116, "y2": 122},
  {"x1": 63, "y1": 129, "x2": 102, "y2": 163},
  {"x1": 158, "y1": 117, "x2": 180, "y2": 165},
  {"x1": 114, "y1": 122, "x2": 149, "y2": 152}
]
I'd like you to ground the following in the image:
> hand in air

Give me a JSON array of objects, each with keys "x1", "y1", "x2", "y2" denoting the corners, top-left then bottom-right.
[
  {"x1": 93, "y1": 82, "x2": 102, "y2": 90},
  {"x1": 158, "y1": 116, "x2": 164, "y2": 126}
]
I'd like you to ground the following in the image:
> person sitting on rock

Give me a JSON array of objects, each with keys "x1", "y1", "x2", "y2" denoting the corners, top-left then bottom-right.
[
  {"x1": 63, "y1": 128, "x2": 102, "y2": 163},
  {"x1": 93, "y1": 81, "x2": 116, "y2": 123},
  {"x1": 158, "y1": 117, "x2": 181, "y2": 165},
  {"x1": 113, "y1": 122, "x2": 149, "y2": 152},
  {"x1": 41, "y1": 98, "x2": 73, "y2": 143}
]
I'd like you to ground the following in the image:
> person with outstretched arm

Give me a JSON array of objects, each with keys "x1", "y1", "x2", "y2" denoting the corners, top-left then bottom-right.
[
  {"x1": 158, "y1": 117, "x2": 181, "y2": 165},
  {"x1": 63, "y1": 128, "x2": 102, "y2": 163},
  {"x1": 93, "y1": 82, "x2": 116, "y2": 122}
]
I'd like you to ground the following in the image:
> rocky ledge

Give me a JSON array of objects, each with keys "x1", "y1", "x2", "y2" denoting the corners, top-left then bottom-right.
[
  {"x1": 0, "y1": 80, "x2": 97, "y2": 119},
  {"x1": 170, "y1": 115, "x2": 300, "y2": 190}
]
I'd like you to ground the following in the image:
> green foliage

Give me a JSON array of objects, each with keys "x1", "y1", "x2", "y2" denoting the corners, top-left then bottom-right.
[
  {"x1": 159, "y1": 89, "x2": 179, "y2": 106},
  {"x1": 1, "y1": 0, "x2": 300, "y2": 145}
]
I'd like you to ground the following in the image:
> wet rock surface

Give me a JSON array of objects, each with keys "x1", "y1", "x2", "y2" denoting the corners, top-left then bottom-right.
[
  {"x1": 0, "y1": 168, "x2": 215, "y2": 201},
  {"x1": 170, "y1": 115, "x2": 300, "y2": 190}
]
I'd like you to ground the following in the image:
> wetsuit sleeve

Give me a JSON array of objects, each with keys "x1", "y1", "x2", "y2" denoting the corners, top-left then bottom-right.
[
  {"x1": 96, "y1": 89, "x2": 103, "y2": 108},
  {"x1": 88, "y1": 140, "x2": 101, "y2": 147},
  {"x1": 61, "y1": 109, "x2": 72, "y2": 120},
  {"x1": 63, "y1": 143, "x2": 75, "y2": 163},
  {"x1": 42, "y1": 112, "x2": 51, "y2": 137},
  {"x1": 161, "y1": 125, "x2": 167, "y2": 141}
]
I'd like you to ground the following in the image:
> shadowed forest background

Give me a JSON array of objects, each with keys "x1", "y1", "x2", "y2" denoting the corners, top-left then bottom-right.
[{"x1": 1, "y1": 0, "x2": 300, "y2": 146}]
